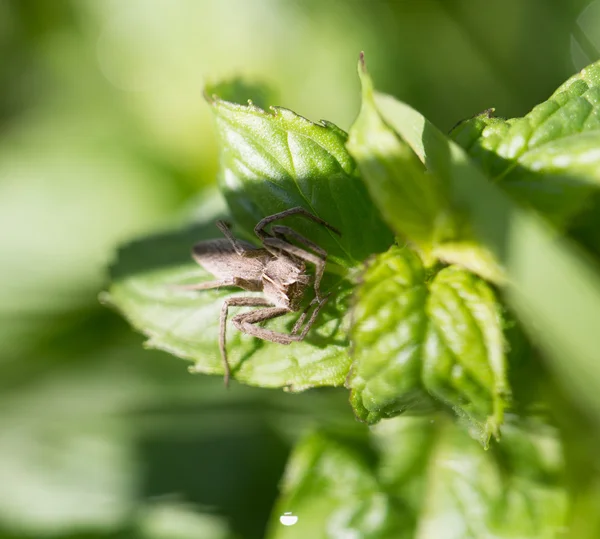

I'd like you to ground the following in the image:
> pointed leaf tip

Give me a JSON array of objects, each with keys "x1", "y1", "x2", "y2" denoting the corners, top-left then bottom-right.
[
  {"x1": 357, "y1": 54, "x2": 374, "y2": 98},
  {"x1": 359, "y1": 51, "x2": 366, "y2": 71}
]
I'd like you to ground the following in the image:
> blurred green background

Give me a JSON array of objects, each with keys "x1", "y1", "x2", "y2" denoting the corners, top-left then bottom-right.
[{"x1": 1, "y1": 1, "x2": 598, "y2": 538}]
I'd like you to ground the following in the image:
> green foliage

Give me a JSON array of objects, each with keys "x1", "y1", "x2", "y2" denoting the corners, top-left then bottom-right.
[
  {"x1": 107, "y1": 57, "x2": 600, "y2": 435},
  {"x1": 9, "y1": 3, "x2": 600, "y2": 539},
  {"x1": 105, "y1": 81, "x2": 395, "y2": 390},
  {"x1": 266, "y1": 417, "x2": 567, "y2": 539},
  {"x1": 369, "y1": 68, "x2": 600, "y2": 429},
  {"x1": 349, "y1": 247, "x2": 434, "y2": 422},
  {"x1": 104, "y1": 55, "x2": 600, "y2": 537}
]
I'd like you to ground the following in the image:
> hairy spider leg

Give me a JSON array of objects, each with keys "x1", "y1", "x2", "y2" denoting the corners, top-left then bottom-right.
[
  {"x1": 253, "y1": 206, "x2": 341, "y2": 241},
  {"x1": 291, "y1": 294, "x2": 331, "y2": 335},
  {"x1": 216, "y1": 220, "x2": 265, "y2": 258},
  {"x1": 233, "y1": 295, "x2": 328, "y2": 344},
  {"x1": 231, "y1": 307, "x2": 292, "y2": 344},
  {"x1": 215, "y1": 220, "x2": 248, "y2": 255},
  {"x1": 220, "y1": 296, "x2": 273, "y2": 388},
  {"x1": 270, "y1": 225, "x2": 327, "y2": 257}
]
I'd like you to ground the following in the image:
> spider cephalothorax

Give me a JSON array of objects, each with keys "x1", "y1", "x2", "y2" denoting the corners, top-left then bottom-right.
[{"x1": 262, "y1": 257, "x2": 309, "y2": 310}]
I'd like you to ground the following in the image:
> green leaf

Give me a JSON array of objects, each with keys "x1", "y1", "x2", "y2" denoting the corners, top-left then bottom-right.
[
  {"x1": 266, "y1": 430, "x2": 413, "y2": 539},
  {"x1": 349, "y1": 246, "x2": 509, "y2": 447},
  {"x1": 348, "y1": 246, "x2": 434, "y2": 421},
  {"x1": 416, "y1": 421, "x2": 568, "y2": 539},
  {"x1": 207, "y1": 85, "x2": 394, "y2": 268},
  {"x1": 451, "y1": 61, "x2": 600, "y2": 225},
  {"x1": 424, "y1": 266, "x2": 509, "y2": 443},
  {"x1": 347, "y1": 59, "x2": 458, "y2": 264},
  {"x1": 347, "y1": 59, "x2": 503, "y2": 282},
  {"x1": 104, "y1": 200, "x2": 353, "y2": 390},
  {"x1": 457, "y1": 61, "x2": 600, "y2": 170}
]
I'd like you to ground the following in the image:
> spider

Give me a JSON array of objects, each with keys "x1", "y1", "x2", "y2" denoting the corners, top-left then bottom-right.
[{"x1": 184, "y1": 207, "x2": 341, "y2": 386}]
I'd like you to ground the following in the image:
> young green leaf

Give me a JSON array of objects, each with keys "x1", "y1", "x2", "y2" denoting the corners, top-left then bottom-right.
[
  {"x1": 348, "y1": 246, "x2": 435, "y2": 422},
  {"x1": 424, "y1": 266, "x2": 509, "y2": 444},
  {"x1": 206, "y1": 82, "x2": 393, "y2": 268},
  {"x1": 453, "y1": 61, "x2": 600, "y2": 171},
  {"x1": 349, "y1": 246, "x2": 509, "y2": 447},
  {"x1": 103, "y1": 204, "x2": 353, "y2": 390},
  {"x1": 451, "y1": 61, "x2": 600, "y2": 225},
  {"x1": 347, "y1": 58, "x2": 503, "y2": 282},
  {"x1": 347, "y1": 59, "x2": 458, "y2": 264}
]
